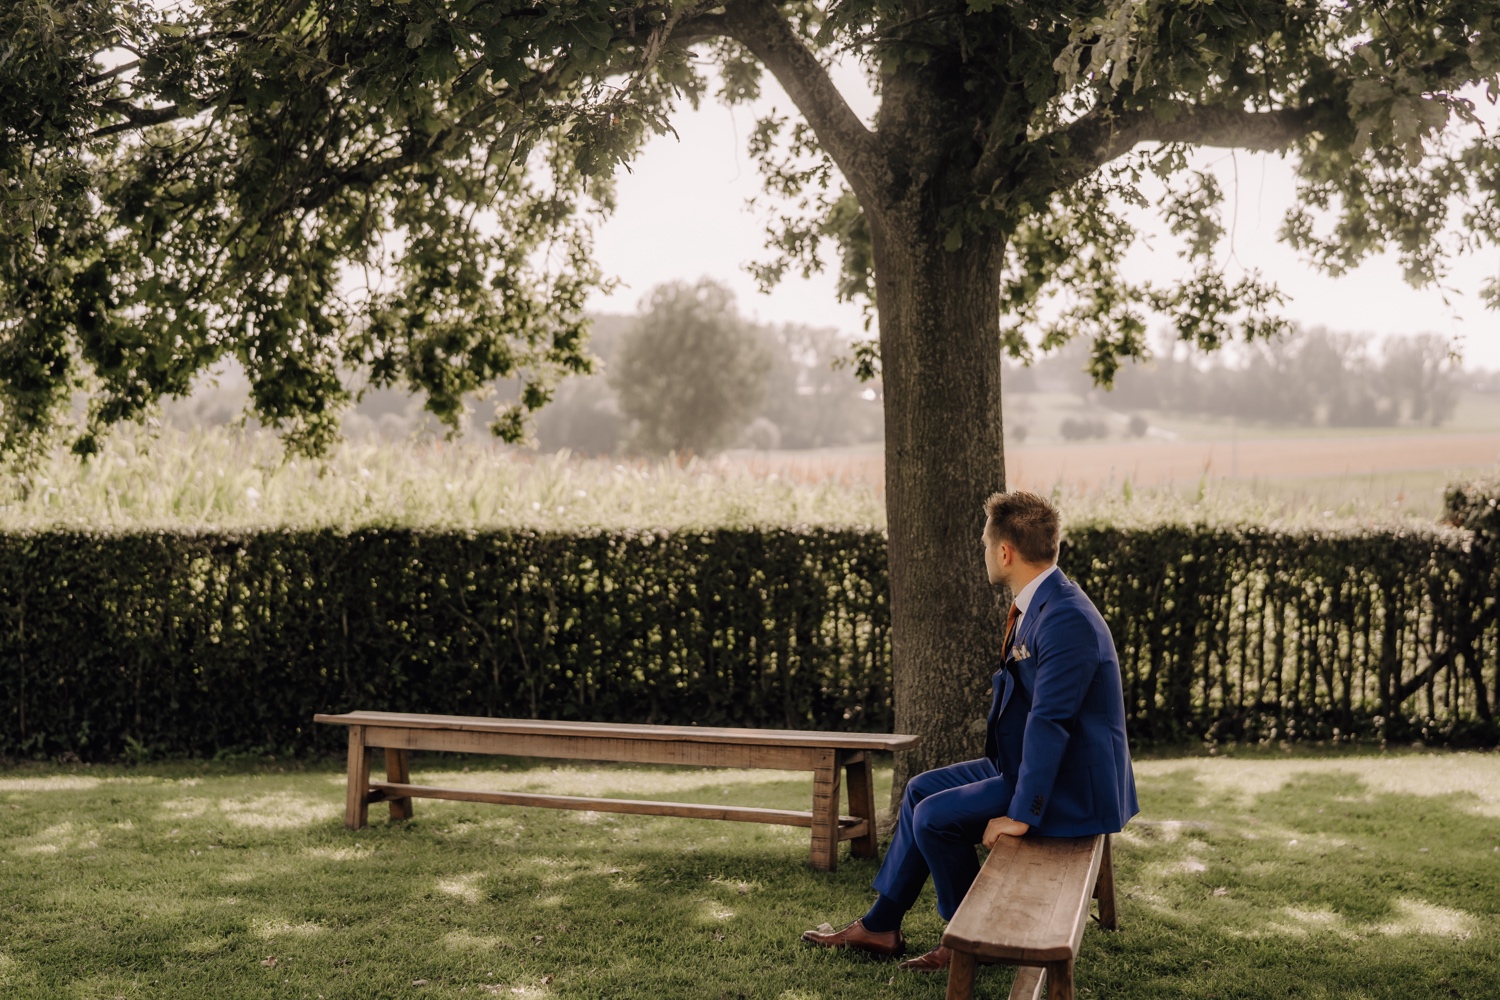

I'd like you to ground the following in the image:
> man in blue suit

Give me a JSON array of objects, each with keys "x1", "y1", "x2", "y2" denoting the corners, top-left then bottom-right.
[{"x1": 803, "y1": 490, "x2": 1138, "y2": 970}]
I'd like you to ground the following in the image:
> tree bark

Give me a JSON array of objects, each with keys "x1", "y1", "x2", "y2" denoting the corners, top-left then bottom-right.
[
  {"x1": 682, "y1": 3, "x2": 1013, "y2": 801},
  {"x1": 870, "y1": 210, "x2": 1010, "y2": 805}
]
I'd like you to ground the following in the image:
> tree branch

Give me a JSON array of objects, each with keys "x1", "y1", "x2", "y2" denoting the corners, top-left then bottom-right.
[
  {"x1": 716, "y1": 0, "x2": 884, "y2": 205},
  {"x1": 91, "y1": 102, "x2": 185, "y2": 138},
  {"x1": 667, "y1": 12, "x2": 729, "y2": 47},
  {"x1": 991, "y1": 100, "x2": 1331, "y2": 200},
  {"x1": 86, "y1": 60, "x2": 141, "y2": 86}
]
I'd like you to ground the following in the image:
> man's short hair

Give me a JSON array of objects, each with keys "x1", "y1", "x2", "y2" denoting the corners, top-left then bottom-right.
[{"x1": 983, "y1": 491, "x2": 1061, "y2": 565}]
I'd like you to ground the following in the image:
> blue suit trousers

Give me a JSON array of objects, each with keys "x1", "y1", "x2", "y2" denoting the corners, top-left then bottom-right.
[{"x1": 870, "y1": 758, "x2": 1014, "y2": 921}]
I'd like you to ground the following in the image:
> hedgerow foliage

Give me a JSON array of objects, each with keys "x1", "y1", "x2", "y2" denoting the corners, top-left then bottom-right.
[
  {"x1": 1, "y1": 523, "x2": 1495, "y2": 761},
  {"x1": 1068, "y1": 525, "x2": 1496, "y2": 746},
  {"x1": 1445, "y1": 476, "x2": 1500, "y2": 536},
  {"x1": 0, "y1": 529, "x2": 891, "y2": 759}
]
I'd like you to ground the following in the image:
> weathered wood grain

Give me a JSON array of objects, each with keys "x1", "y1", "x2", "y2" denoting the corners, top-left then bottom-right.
[
  {"x1": 808, "y1": 748, "x2": 843, "y2": 872},
  {"x1": 844, "y1": 751, "x2": 878, "y2": 859},
  {"x1": 366, "y1": 780, "x2": 870, "y2": 832},
  {"x1": 945, "y1": 949, "x2": 977, "y2": 1000},
  {"x1": 315, "y1": 711, "x2": 919, "y2": 751},
  {"x1": 384, "y1": 748, "x2": 412, "y2": 822},
  {"x1": 1046, "y1": 959, "x2": 1074, "y2": 1000},
  {"x1": 1094, "y1": 833, "x2": 1117, "y2": 930},
  {"x1": 940, "y1": 834, "x2": 1116, "y2": 1000},
  {"x1": 358, "y1": 724, "x2": 822, "y2": 772},
  {"x1": 343, "y1": 725, "x2": 372, "y2": 830},
  {"x1": 942, "y1": 835, "x2": 1103, "y2": 963},
  {"x1": 1007, "y1": 965, "x2": 1046, "y2": 1000}
]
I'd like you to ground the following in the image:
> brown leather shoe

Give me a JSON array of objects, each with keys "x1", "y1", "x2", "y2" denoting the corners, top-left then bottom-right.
[
  {"x1": 898, "y1": 945, "x2": 952, "y2": 972},
  {"x1": 800, "y1": 919, "x2": 905, "y2": 957}
]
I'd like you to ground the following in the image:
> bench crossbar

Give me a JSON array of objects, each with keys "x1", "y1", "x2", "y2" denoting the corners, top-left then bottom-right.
[{"x1": 368, "y1": 781, "x2": 869, "y2": 838}]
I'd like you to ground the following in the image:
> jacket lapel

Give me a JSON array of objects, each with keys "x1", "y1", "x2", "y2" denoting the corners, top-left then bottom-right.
[
  {"x1": 1015, "y1": 568, "x2": 1065, "y2": 654},
  {"x1": 996, "y1": 569, "x2": 1067, "y2": 719},
  {"x1": 987, "y1": 668, "x2": 1007, "y2": 730}
]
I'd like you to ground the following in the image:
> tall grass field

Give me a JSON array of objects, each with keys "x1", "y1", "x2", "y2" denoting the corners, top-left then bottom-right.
[{"x1": 0, "y1": 426, "x2": 1472, "y2": 532}]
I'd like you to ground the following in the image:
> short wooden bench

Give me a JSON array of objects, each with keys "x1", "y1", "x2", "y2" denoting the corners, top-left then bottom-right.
[
  {"x1": 314, "y1": 711, "x2": 919, "y2": 871},
  {"x1": 941, "y1": 834, "x2": 1117, "y2": 1000}
]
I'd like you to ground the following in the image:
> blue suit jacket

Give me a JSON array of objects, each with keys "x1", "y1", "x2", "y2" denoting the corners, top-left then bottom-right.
[{"x1": 984, "y1": 570, "x2": 1139, "y2": 836}]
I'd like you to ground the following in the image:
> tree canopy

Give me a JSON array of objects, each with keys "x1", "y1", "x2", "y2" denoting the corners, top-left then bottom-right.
[{"x1": 5, "y1": 1, "x2": 1499, "y2": 461}]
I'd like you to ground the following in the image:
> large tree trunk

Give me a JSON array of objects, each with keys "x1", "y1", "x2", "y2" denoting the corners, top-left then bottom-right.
[{"x1": 871, "y1": 211, "x2": 1010, "y2": 806}]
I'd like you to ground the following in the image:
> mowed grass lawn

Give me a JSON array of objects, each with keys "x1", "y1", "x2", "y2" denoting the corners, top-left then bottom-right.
[{"x1": 1, "y1": 752, "x2": 1497, "y2": 999}]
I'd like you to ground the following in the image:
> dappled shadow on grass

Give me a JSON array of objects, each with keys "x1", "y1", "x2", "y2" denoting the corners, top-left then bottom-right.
[
  {"x1": 1087, "y1": 763, "x2": 1500, "y2": 1000},
  {"x1": 0, "y1": 757, "x2": 1497, "y2": 998}
]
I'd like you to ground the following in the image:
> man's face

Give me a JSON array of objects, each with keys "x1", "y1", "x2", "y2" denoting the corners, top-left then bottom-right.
[{"x1": 981, "y1": 520, "x2": 1011, "y2": 587}]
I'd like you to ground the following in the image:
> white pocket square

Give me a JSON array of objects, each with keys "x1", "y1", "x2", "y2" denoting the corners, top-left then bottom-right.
[{"x1": 1013, "y1": 644, "x2": 1032, "y2": 660}]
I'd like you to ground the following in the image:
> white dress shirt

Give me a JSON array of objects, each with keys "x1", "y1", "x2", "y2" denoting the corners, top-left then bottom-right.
[{"x1": 1012, "y1": 563, "x2": 1060, "y2": 626}]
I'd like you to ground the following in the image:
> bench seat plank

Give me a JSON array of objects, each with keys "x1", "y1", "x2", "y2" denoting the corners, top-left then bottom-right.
[
  {"x1": 315, "y1": 711, "x2": 919, "y2": 752},
  {"x1": 357, "y1": 724, "x2": 828, "y2": 772},
  {"x1": 941, "y1": 835, "x2": 1103, "y2": 964},
  {"x1": 368, "y1": 780, "x2": 868, "y2": 837}
]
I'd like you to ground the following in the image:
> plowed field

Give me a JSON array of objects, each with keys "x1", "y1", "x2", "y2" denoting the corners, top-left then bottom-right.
[{"x1": 734, "y1": 432, "x2": 1500, "y2": 492}]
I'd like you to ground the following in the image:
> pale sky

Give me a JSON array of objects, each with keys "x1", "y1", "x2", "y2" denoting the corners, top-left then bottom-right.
[{"x1": 588, "y1": 61, "x2": 1500, "y2": 371}]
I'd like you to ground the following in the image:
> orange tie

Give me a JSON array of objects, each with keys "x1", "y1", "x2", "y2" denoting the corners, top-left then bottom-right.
[{"x1": 1002, "y1": 603, "x2": 1021, "y2": 661}]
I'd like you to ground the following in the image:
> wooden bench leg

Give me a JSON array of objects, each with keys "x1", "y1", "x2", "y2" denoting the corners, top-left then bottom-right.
[
  {"x1": 344, "y1": 725, "x2": 372, "y2": 830},
  {"x1": 844, "y1": 751, "x2": 877, "y2": 859},
  {"x1": 945, "y1": 949, "x2": 978, "y2": 1000},
  {"x1": 1008, "y1": 965, "x2": 1046, "y2": 1000},
  {"x1": 809, "y1": 748, "x2": 842, "y2": 872},
  {"x1": 1046, "y1": 958, "x2": 1074, "y2": 1000},
  {"x1": 1093, "y1": 834, "x2": 1118, "y2": 931},
  {"x1": 385, "y1": 747, "x2": 413, "y2": 822}
]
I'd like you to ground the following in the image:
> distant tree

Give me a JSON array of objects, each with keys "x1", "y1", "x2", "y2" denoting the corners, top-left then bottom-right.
[
  {"x1": 1297, "y1": 330, "x2": 1394, "y2": 427},
  {"x1": 528, "y1": 313, "x2": 632, "y2": 454},
  {"x1": 609, "y1": 280, "x2": 771, "y2": 456},
  {"x1": 1381, "y1": 333, "x2": 1462, "y2": 426},
  {"x1": 532, "y1": 377, "x2": 623, "y2": 455},
  {"x1": 758, "y1": 323, "x2": 883, "y2": 449}
]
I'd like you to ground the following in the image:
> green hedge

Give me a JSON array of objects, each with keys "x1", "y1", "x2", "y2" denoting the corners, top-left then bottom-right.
[
  {"x1": 0, "y1": 529, "x2": 891, "y2": 759},
  {"x1": 0, "y1": 524, "x2": 1495, "y2": 760},
  {"x1": 1445, "y1": 476, "x2": 1500, "y2": 535},
  {"x1": 1066, "y1": 525, "x2": 1496, "y2": 745}
]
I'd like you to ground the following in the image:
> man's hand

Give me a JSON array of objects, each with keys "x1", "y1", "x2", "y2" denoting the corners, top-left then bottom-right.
[{"x1": 981, "y1": 816, "x2": 1030, "y2": 849}]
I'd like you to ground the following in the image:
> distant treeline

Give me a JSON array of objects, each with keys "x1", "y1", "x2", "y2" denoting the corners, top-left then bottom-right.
[
  {"x1": 532, "y1": 296, "x2": 883, "y2": 456},
  {"x1": 165, "y1": 290, "x2": 883, "y2": 456},
  {"x1": 167, "y1": 316, "x2": 1487, "y2": 449},
  {"x1": 1086, "y1": 327, "x2": 1464, "y2": 427}
]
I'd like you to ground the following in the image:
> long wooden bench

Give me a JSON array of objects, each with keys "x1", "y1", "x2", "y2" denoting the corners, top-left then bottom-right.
[
  {"x1": 941, "y1": 834, "x2": 1117, "y2": 1000},
  {"x1": 314, "y1": 710, "x2": 918, "y2": 871}
]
